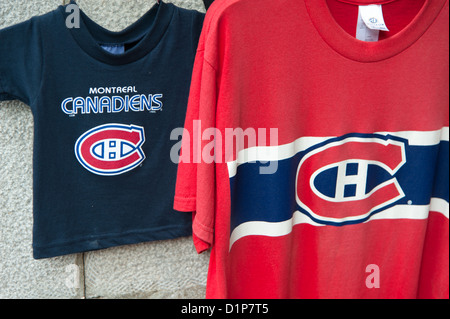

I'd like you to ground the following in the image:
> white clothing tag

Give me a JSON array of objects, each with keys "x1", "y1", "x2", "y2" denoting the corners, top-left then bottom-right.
[
  {"x1": 355, "y1": 9, "x2": 380, "y2": 42},
  {"x1": 359, "y1": 4, "x2": 390, "y2": 31}
]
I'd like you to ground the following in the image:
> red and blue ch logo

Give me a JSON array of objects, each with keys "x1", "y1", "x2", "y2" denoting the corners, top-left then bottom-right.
[
  {"x1": 75, "y1": 123, "x2": 146, "y2": 176},
  {"x1": 296, "y1": 134, "x2": 407, "y2": 226}
]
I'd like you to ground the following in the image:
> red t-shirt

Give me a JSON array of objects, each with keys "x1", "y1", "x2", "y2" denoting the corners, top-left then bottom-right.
[{"x1": 174, "y1": 0, "x2": 449, "y2": 299}]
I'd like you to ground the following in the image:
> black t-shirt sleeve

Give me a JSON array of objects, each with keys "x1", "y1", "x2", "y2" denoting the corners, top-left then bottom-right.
[{"x1": 0, "y1": 17, "x2": 43, "y2": 106}]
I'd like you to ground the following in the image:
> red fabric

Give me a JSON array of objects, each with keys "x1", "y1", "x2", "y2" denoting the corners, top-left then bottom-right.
[{"x1": 174, "y1": 0, "x2": 449, "y2": 299}]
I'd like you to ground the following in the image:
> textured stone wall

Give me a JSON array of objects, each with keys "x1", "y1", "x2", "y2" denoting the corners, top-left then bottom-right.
[{"x1": 0, "y1": 0, "x2": 209, "y2": 299}]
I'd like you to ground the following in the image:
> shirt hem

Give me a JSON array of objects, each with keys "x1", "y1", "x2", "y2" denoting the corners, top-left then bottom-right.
[
  {"x1": 32, "y1": 225, "x2": 193, "y2": 259},
  {"x1": 174, "y1": 195, "x2": 197, "y2": 212},
  {"x1": 192, "y1": 216, "x2": 214, "y2": 253}
]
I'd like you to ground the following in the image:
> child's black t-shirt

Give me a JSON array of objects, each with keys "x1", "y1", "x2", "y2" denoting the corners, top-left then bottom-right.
[{"x1": 0, "y1": 2, "x2": 204, "y2": 259}]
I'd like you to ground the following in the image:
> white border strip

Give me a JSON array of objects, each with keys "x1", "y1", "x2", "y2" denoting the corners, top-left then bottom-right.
[
  {"x1": 227, "y1": 127, "x2": 449, "y2": 178},
  {"x1": 229, "y1": 199, "x2": 449, "y2": 250},
  {"x1": 430, "y1": 197, "x2": 450, "y2": 219}
]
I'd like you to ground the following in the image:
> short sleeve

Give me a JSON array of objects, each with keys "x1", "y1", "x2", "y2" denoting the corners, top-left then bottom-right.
[
  {"x1": 0, "y1": 17, "x2": 43, "y2": 106},
  {"x1": 173, "y1": 48, "x2": 217, "y2": 254}
]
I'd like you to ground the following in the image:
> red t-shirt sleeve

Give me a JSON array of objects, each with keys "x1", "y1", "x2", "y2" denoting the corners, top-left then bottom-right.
[{"x1": 174, "y1": 47, "x2": 217, "y2": 254}]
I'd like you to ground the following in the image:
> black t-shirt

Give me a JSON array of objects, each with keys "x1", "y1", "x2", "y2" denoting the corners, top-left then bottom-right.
[
  {"x1": 203, "y1": 0, "x2": 215, "y2": 10},
  {"x1": 0, "y1": 2, "x2": 205, "y2": 259}
]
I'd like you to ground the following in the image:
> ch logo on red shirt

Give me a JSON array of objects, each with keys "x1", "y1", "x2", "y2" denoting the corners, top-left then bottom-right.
[
  {"x1": 296, "y1": 134, "x2": 407, "y2": 225},
  {"x1": 75, "y1": 123, "x2": 146, "y2": 176}
]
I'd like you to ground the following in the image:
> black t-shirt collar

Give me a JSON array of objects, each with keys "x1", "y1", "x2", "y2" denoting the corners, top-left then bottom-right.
[{"x1": 61, "y1": 1, "x2": 174, "y2": 65}]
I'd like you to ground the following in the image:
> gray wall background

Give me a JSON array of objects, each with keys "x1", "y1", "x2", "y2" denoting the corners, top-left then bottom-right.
[{"x1": 0, "y1": 0, "x2": 210, "y2": 299}]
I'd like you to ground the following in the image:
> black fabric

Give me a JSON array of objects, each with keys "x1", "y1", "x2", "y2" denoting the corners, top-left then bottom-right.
[
  {"x1": 0, "y1": 2, "x2": 205, "y2": 258},
  {"x1": 203, "y1": 0, "x2": 215, "y2": 10}
]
